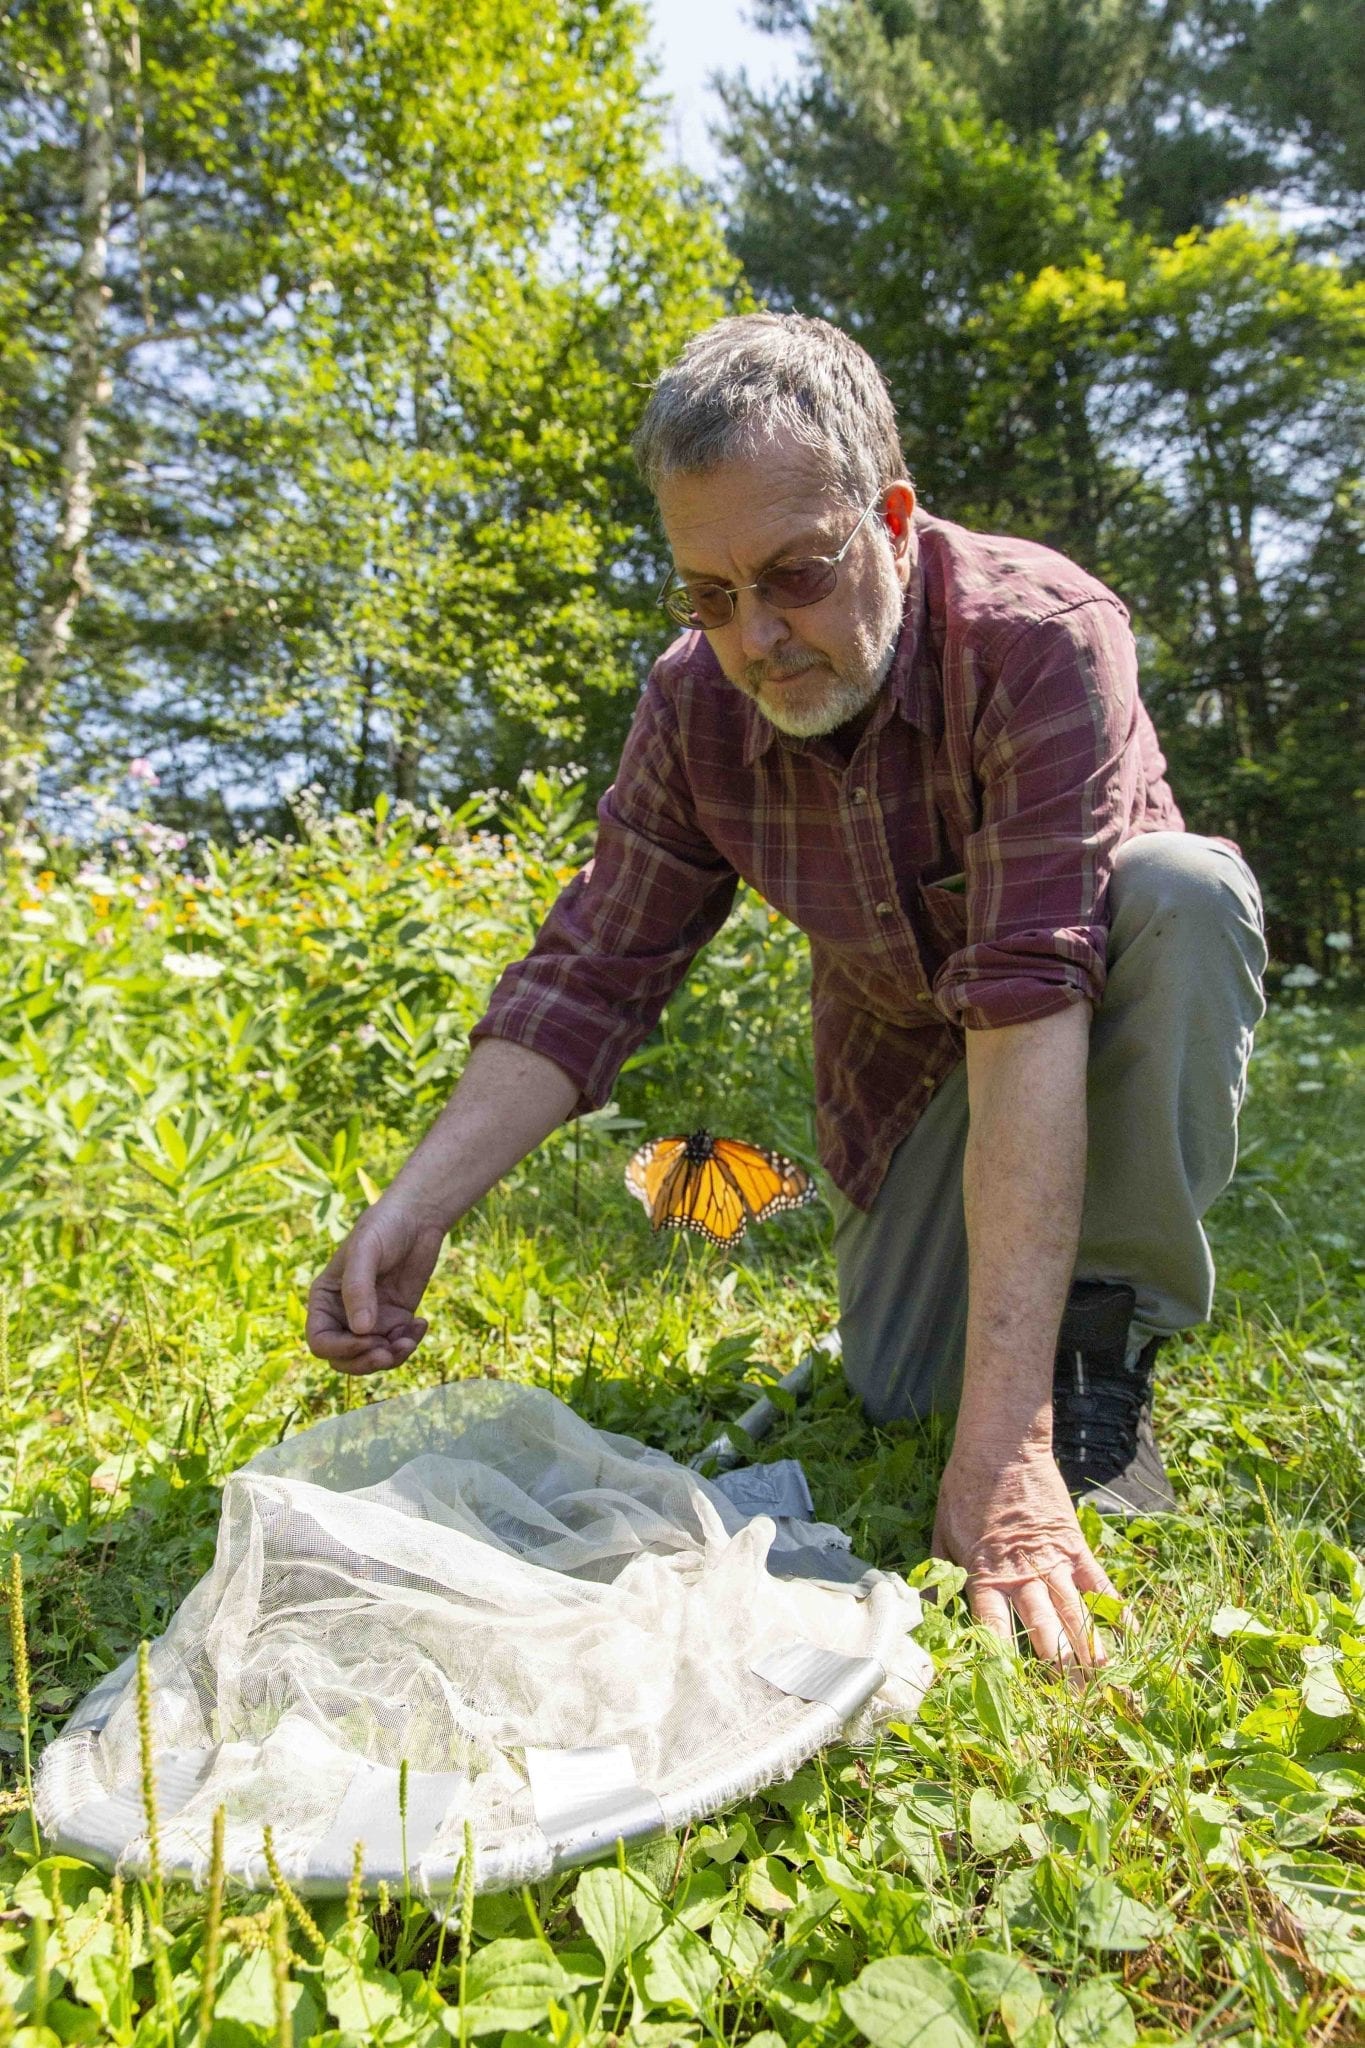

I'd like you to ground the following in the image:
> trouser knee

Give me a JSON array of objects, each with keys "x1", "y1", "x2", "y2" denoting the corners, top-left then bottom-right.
[{"x1": 1107, "y1": 832, "x2": 1265, "y2": 976}]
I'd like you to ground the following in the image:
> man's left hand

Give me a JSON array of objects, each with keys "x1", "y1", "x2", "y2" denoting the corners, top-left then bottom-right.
[{"x1": 932, "y1": 1441, "x2": 1121, "y2": 1674}]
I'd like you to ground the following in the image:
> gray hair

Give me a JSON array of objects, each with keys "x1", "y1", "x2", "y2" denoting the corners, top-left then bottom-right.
[{"x1": 633, "y1": 312, "x2": 908, "y2": 506}]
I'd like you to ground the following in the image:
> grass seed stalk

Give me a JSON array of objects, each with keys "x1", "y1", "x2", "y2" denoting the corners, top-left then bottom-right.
[{"x1": 6, "y1": 1554, "x2": 39, "y2": 1854}]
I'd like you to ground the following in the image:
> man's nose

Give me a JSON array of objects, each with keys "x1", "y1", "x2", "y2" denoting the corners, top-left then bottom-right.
[{"x1": 734, "y1": 590, "x2": 789, "y2": 663}]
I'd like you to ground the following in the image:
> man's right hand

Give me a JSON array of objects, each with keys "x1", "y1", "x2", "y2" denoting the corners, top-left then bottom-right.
[
  {"x1": 933, "y1": 1437, "x2": 1119, "y2": 1673},
  {"x1": 303, "y1": 1039, "x2": 582, "y2": 1376},
  {"x1": 305, "y1": 1197, "x2": 448, "y2": 1375}
]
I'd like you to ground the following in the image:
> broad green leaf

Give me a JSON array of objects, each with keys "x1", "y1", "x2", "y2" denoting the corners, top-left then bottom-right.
[
  {"x1": 1301, "y1": 1647, "x2": 1353, "y2": 1721},
  {"x1": 1186, "y1": 1790, "x2": 1243, "y2": 1867},
  {"x1": 1226, "y1": 1753, "x2": 1335, "y2": 1844},
  {"x1": 968, "y1": 1788, "x2": 1022, "y2": 1856},
  {"x1": 760, "y1": 1971, "x2": 839, "y2": 2029},
  {"x1": 840, "y1": 1954, "x2": 977, "y2": 2048},
  {"x1": 996, "y1": 1854, "x2": 1078, "y2": 1941},
  {"x1": 960, "y1": 1947, "x2": 1046, "y2": 2016},
  {"x1": 1076, "y1": 1875, "x2": 1168, "y2": 1951},
  {"x1": 1211, "y1": 1606, "x2": 1277, "y2": 1639},
  {"x1": 82, "y1": 1952, "x2": 134, "y2": 2035},
  {"x1": 1263, "y1": 1852, "x2": 1365, "y2": 1990},
  {"x1": 456, "y1": 1939, "x2": 574, "y2": 2036},
  {"x1": 889, "y1": 1805, "x2": 942, "y2": 1883},
  {"x1": 783, "y1": 1883, "x2": 841, "y2": 1944},
  {"x1": 321, "y1": 1940, "x2": 406, "y2": 2034},
  {"x1": 216, "y1": 1948, "x2": 283, "y2": 2030},
  {"x1": 220, "y1": 1948, "x2": 322, "y2": 2035},
  {"x1": 1002, "y1": 1986, "x2": 1057, "y2": 2048},
  {"x1": 1055, "y1": 1979, "x2": 1137, "y2": 2048},
  {"x1": 972, "y1": 1657, "x2": 1019, "y2": 1745},
  {"x1": 12, "y1": 1859, "x2": 106, "y2": 1920},
  {"x1": 1235, "y1": 1687, "x2": 1300, "y2": 1747},
  {"x1": 709, "y1": 1900, "x2": 769, "y2": 1977},
  {"x1": 614, "y1": 2025, "x2": 702, "y2": 2047},
  {"x1": 574, "y1": 1865, "x2": 665, "y2": 1980},
  {"x1": 635, "y1": 1922, "x2": 721, "y2": 2017},
  {"x1": 745, "y1": 1855, "x2": 800, "y2": 1914},
  {"x1": 671, "y1": 1866, "x2": 730, "y2": 1930},
  {"x1": 1306, "y1": 1754, "x2": 1365, "y2": 1797}
]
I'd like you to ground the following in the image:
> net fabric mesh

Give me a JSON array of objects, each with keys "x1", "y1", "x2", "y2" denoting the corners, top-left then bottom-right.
[{"x1": 37, "y1": 1381, "x2": 931, "y2": 1894}]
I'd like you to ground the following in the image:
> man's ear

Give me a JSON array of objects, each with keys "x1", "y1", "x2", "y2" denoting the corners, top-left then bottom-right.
[{"x1": 882, "y1": 481, "x2": 917, "y2": 575}]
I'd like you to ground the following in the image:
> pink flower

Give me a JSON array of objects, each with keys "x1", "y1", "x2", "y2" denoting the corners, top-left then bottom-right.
[{"x1": 127, "y1": 757, "x2": 159, "y2": 786}]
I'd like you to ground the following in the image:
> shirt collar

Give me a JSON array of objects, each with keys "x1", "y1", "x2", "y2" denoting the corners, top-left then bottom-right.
[{"x1": 740, "y1": 533, "x2": 932, "y2": 767}]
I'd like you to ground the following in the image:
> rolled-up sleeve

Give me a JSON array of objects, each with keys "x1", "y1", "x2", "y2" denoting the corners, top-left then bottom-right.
[
  {"x1": 468, "y1": 677, "x2": 739, "y2": 1110},
  {"x1": 933, "y1": 599, "x2": 1140, "y2": 1031}
]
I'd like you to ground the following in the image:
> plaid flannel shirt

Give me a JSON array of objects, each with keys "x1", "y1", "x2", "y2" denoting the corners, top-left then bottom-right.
[{"x1": 471, "y1": 511, "x2": 1184, "y2": 1209}]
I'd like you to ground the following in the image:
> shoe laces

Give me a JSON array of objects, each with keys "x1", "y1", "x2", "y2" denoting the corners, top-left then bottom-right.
[{"x1": 1052, "y1": 1343, "x2": 1155, "y2": 1482}]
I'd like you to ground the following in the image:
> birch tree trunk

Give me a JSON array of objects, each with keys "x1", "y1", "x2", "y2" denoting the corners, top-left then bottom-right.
[{"x1": 2, "y1": 0, "x2": 113, "y2": 830}]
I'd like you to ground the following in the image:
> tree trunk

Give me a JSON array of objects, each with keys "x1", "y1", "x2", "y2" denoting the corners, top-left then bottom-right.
[
  {"x1": 392, "y1": 717, "x2": 422, "y2": 804},
  {"x1": 351, "y1": 660, "x2": 376, "y2": 811},
  {"x1": 2, "y1": 0, "x2": 114, "y2": 830}
]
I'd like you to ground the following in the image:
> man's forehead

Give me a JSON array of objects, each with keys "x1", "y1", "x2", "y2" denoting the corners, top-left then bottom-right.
[{"x1": 659, "y1": 452, "x2": 853, "y2": 577}]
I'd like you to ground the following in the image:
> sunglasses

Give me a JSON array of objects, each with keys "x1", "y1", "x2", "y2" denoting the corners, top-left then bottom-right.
[{"x1": 657, "y1": 493, "x2": 886, "y2": 630}]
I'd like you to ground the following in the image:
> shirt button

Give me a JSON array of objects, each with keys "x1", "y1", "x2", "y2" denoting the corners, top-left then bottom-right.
[
  {"x1": 875, "y1": 899, "x2": 894, "y2": 918},
  {"x1": 851, "y1": 787, "x2": 867, "y2": 804}
]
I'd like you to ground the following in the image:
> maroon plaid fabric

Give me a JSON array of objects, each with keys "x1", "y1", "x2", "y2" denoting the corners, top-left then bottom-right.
[{"x1": 472, "y1": 512, "x2": 1184, "y2": 1209}]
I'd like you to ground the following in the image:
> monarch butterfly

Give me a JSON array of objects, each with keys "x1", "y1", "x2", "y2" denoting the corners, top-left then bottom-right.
[{"x1": 625, "y1": 1129, "x2": 817, "y2": 1249}]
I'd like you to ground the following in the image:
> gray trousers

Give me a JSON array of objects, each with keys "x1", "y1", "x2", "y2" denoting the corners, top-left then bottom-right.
[{"x1": 832, "y1": 833, "x2": 1268, "y2": 1423}]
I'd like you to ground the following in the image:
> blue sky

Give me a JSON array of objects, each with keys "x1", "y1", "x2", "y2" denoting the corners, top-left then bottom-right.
[{"x1": 644, "y1": 0, "x2": 805, "y2": 180}]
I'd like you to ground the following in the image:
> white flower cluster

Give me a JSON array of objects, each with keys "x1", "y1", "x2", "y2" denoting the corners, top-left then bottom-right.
[{"x1": 162, "y1": 950, "x2": 225, "y2": 979}]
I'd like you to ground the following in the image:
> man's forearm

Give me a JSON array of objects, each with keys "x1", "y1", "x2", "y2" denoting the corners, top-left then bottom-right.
[
  {"x1": 385, "y1": 1037, "x2": 582, "y2": 1232},
  {"x1": 957, "y1": 1002, "x2": 1092, "y2": 1462}
]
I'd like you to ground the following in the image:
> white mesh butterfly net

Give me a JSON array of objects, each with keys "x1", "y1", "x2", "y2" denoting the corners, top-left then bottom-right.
[{"x1": 36, "y1": 1381, "x2": 933, "y2": 1896}]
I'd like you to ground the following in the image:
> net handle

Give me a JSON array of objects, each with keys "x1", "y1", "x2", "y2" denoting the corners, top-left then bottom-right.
[{"x1": 690, "y1": 1331, "x2": 840, "y2": 1474}]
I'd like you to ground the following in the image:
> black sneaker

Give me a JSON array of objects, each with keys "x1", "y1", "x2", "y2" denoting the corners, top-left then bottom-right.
[{"x1": 1052, "y1": 1281, "x2": 1176, "y2": 1516}]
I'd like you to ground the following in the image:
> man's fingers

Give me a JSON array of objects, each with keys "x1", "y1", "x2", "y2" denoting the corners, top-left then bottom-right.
[
  {"x1": 968, "y1": 1582, "x2": 1014, "y2": 1644},
  {"x1": 335, "y1": 1349, "x2": 400, "y2": 1377},
  {"x1": 1069, "y1": 1548, "x2": 1135, "y2": 1636},
  {"x1": 1071, "y1": 1547, "x2": 1120, "y2": 1602},
  {"x1": 1071, "y1": 1550, "x2": 1132, "y2": 1632},
  {"x1": 1010, "y1": 1577, "x2": 1076, "y2": 1667},
  {"x1": 308, "y1": 1325, "x2": 379, "y2": 1362},
  {"x1": 1003, "y1": 1570, "x2": 1106, "y2": 1674},
  {"x1": 339, "y1": 1232, "x2": 381, "y2": 1336},
  {"x1": 311, "y1": 1321, "x2": 426, "y2": 1367},
  {"x1": 1040, "y1": 1564, "x2": 1107, "y2": 1672}
]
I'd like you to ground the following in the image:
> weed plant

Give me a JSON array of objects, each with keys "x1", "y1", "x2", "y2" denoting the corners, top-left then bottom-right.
[{"x1": 1, "y1": 784, "x2": 1363, "y2": 2044}]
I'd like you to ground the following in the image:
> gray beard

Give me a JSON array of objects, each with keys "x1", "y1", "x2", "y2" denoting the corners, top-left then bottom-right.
[{"x1": 755, "y1": 633, "x2": 898, "y2": 738}]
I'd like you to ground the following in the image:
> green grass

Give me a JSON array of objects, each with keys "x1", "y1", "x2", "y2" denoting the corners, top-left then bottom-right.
[{"x1": 2, "y1": 794, "x2": 1364, "y2": 2045}]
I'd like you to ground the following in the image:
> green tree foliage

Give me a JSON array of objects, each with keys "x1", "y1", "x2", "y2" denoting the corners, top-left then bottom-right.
[
  {"x1": 0, "y1": 0, "x2": 307, "y2": 821},
  {"x1": 972, "y1": 225, "x2": 1365, "y2": 953},
  {"x1": 1186, "y1": 0, "x2": 1365, "y2": 233},
  {"x1": 721, "y1": 8, "x2": 1127, "y2": 511},
  {"x1": 0, "y1": 0, "x2": 739, "y2": 826},
  {"x1": 140, "y1": 0, "x2": 742, "y2": 816},
  {"x1": 722, "y1": 0, "x2": 1364, "y2": 957},
  {"x1": 751, "y1": 0, "x2": 1364, "y2": 235}
]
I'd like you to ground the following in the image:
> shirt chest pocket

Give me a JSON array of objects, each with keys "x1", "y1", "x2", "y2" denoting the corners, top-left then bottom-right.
[{"x1": 917, "y1": 874, "x2": 967, "y2": 959}]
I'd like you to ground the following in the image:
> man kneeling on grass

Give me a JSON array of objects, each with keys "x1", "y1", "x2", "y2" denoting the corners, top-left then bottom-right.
[{"x1": 306, "y1": 313, "x2": 1267, "y2": 1673}]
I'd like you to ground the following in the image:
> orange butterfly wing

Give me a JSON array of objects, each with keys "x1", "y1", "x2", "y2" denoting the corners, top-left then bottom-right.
[
  {"x1": 625, "y1": 1132, "x2": 816, "y2": 1248},
  {"x1": 711, "y1": 1138, "x2": 816, "y2": 1225},
  {"x1": 624, "y1": 1136, "x2": 689, "y2": 1216}
]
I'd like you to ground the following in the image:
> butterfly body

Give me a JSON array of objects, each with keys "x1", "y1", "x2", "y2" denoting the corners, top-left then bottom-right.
[{"x1": 625, "y1": 1129, "x2": 817, "y2": 1249}]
